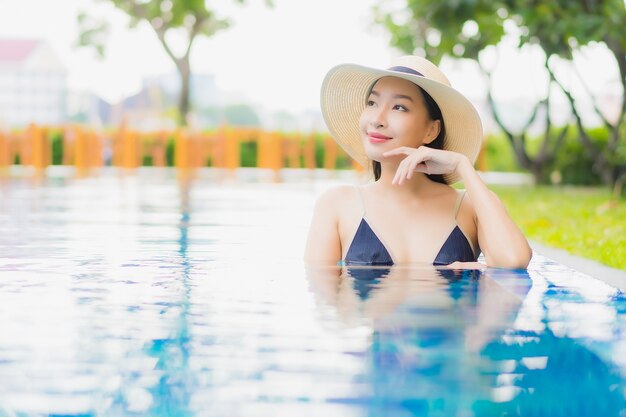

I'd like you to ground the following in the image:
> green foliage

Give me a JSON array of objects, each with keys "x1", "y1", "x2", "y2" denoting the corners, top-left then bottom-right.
[
  {"x1": 377, "y1": 0, "x2": 625, "y2": 65},
  {"x1": 483, "y1": 133, "x2": 521, "y2": 172},
  {"x1": 166, "y1": 138, "x2": 175, "y2": 167},
  {"x1": 374, "y1": 0, "x2": 505, "y2": 62},
  {"x1": 94, "y1": 0, "x2": 231, "y2": 39},
  {"x1": 484, "y1": 127, "x2": 613, "y2": 184},
  {"x1": 313, "y1": 133, "x2": 325, "y2": 168},
  {"x1": 50, "y1": 131, "x2": 63, "y2": 165},
  {"x1": 507, "y1": 0, "x2": 626, "y2": 58},
  {"x1": 77, "y1": 12, "x2": 109, "y2": 58},
  {"x1": 493, "y1": 185, "x2": 626, "y2": 271},
  {"x1": 551, "y1": 127, "x2": 607, "y2": 185},
  {"x1": 142, "y1": 155, "x2": 154, "y2": 167},
  {"x1": 240, "y1": 141, "x2": 258, "y2": 167}
]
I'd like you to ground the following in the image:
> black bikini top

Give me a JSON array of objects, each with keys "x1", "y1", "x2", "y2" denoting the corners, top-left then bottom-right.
[{"x1": 344, "y1": 188, "x2": 477, "y2": 266}]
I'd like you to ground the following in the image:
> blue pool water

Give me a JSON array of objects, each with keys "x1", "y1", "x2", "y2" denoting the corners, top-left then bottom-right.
[{"x1": 0, "y1": 168, "x2": 625, "y2": 417}]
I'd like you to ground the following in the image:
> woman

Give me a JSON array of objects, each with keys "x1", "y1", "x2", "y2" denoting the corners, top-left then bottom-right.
[{"x1": 305, "y1": 56, "x2": 532, "y2": 269}]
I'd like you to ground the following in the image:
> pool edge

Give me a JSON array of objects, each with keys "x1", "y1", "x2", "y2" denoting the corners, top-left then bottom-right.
[{"x1": 530, "y1": 240, "x2": 626, "y2": 291}]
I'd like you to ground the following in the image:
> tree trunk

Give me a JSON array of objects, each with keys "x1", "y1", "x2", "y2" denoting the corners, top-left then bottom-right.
[
  {"x1": 178, "y1": 58, "x2": 191, "y2": 127},
  {"x1": 151, "y1": 19, "x2": 199, "y2": 128},
  {"x1": 480, "y1": 62, "x2": 555, "y2": 184}
]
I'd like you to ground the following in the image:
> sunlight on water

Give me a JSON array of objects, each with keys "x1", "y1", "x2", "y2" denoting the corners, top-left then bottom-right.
[{"x1": 0, "y1": 168, "x2": 625, "y2": 416}]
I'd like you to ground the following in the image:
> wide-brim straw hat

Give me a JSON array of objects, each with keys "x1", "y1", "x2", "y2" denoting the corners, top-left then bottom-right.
[{"x1": 320, "y1": 55, "x2": 483, "y2": 184}]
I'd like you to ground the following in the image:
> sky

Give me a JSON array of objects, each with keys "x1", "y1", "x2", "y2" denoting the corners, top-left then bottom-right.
[
  {"x1": 0, "y1": 0, "x2": 397, "y2": 113},
  {"x1": 0, "y1": 0, "x2": 620, "y2": 120}
]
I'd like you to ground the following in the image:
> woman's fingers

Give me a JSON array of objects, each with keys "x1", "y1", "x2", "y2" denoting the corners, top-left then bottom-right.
[
  {"x1": 406, "y1": 157, "x2": 420, "y2": 180},
  {"x1": 401, "y1": 158, "x2": 416, "y2": 184},
  {"x1": 385, "y1": 146, "x2": 461, "y2": 183},
  {"x1": 386, "y1": 146, "x2": 449, "y2": 184},
  {"x1": 390, "y1": 148, "x2": 428, "y2": 185},
  {"x1": 394, "y1": 158, "x2": 410, "y2": 184},
  {"x1": 409, "y1": 151, "x2": 431, "y2": 176}
]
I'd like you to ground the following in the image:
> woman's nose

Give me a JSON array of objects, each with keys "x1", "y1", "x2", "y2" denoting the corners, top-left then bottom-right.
[{"x1": 369, "y1": 107, "x2": 387, "y2": 128}]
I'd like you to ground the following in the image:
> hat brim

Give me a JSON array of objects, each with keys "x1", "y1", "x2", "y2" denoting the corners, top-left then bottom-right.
[{"x1": 320, "y1": 63, "x2": 483, "y2": 184}]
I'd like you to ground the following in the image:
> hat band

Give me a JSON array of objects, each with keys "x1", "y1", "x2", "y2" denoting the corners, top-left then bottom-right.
[{"x1": 387, "y1": 66, "x2": 424, "y2": 77}]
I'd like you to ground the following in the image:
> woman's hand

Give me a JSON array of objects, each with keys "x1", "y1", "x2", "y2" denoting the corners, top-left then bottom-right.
[
  {"x1": 442, "y1": 261, "x2": 486, "y2": 270},
  {"x1": 382, "y1": 146, "x2": 467, "y2": 185}
]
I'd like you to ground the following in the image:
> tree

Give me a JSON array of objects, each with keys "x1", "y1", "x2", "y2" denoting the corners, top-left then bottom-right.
[
  {"x1": 78, "y1": 0, "x2": 271, "y2": 126},
  {"x1": 375, "y1": 0, "x2": 626, "y2": 189},
  {"x1": 507, "y1": 0, "x2": 626, "y2": 190}
]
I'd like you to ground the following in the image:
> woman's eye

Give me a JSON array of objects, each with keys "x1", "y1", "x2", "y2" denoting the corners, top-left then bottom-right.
[
  {"x1": 366, "y1": 100, "x2": 376, "y2": 106},
  {"x1": 394, "y1": 105, "x2": 408, "y2": 112}
]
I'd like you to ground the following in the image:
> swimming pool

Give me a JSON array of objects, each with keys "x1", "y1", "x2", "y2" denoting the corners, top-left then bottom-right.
[{"x1": 0, "y1": 168, "x2": 625, "y2": 417}]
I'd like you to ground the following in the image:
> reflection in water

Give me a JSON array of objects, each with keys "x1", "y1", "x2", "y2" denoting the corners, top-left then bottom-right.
[
  {"x1": 144, "y1": 177, "x2": 194, "y2": 416},
  {"x1": 306, "y1": 265, "x2": 626, "y2": 416},
  {"x1": 346, "y1": 267, "x2": 392, "y2": 300}
]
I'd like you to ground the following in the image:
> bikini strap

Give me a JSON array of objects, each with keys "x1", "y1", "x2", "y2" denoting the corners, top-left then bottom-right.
[
  {"x1": 355, "y1": 186, "x2": 366, "y2": 217},
  {"x1": 452, "y1": 190, "x2": 467, "y2": 220}
]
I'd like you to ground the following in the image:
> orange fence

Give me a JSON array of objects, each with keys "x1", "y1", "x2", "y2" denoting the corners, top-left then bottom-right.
[
  {"x1": 0, "y1": 123, "x2": 366, "y2": 174},
  {"x1": 0, "y1": 123, "x2": 488, "y2": 174}
]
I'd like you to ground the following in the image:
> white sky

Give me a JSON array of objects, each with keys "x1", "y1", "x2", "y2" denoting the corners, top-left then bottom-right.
[{"x1": 0, "y1": 0, "x2": 620, "y2": 117}]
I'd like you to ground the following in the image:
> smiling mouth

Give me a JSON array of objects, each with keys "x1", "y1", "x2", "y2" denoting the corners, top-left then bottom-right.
[{"x1": 367, "y1": 132, "x2": 392, "y2": 144}]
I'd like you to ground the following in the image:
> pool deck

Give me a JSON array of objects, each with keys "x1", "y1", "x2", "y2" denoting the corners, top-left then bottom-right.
[{"x1": 531, "y1": 240, "x2": 626, "y2": 291}]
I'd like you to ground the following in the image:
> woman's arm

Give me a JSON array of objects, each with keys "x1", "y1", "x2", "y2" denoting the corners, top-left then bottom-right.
[
  {"x1": 304, "y1": 188, "x2": 343, "y2": 265},
  {"x1": 456, "y1": 157, "x2": 532, "y2": 269}
]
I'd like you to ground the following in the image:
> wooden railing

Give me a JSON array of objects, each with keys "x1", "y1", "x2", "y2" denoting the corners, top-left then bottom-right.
[
  {"x1": 0, "y1": 123, "x2": 488, "y2": 175},
  {"x1": 0, "y1": 123, "x2": 362, "y2": 174}
]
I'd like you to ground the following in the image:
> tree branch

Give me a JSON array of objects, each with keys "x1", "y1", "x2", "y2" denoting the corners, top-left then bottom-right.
[
  {"x1": 548, "y1": 58, "x2": 615, "y2": 183},
  {"x1": 571, "y1": 60, "x2": 614, "y2": 130},
  {"x1": 480, "y1": 61, "x2": 536, "y2": 168},
  {"x1": 184, "y1": 15, "x2": 204, "y2": 60},
  {"x1": 546, "y1": 59, "x2": 600, "y2": 158},
  {"x1": 152, "y1": 22, "x2": 181, "y2": 70},
  {"x1": 536, "y1": 90, "x2": 552, "y2": 165}
]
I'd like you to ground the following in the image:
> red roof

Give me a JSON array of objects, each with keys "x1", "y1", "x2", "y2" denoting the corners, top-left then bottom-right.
[{"x1": 0, "y1": 39, "x2": 41, "y2": 63}]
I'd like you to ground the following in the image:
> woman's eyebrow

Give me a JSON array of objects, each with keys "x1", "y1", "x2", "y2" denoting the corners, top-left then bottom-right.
[
  {"x1": 393, "y1": 94, "x2": 414, "y2": 102},
  {"x1": 368, "y1": 90, "x2": 414, "y2": 102}
]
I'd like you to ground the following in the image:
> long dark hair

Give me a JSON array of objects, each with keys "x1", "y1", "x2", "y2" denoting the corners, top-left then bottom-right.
[{"x1": 372, "y1": 84, "x2": 446, "y2": 184}]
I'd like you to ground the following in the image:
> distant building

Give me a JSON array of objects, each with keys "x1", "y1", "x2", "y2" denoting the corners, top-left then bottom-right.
[
  {"x1": 82, "y1": 72, "x2": 220, "y2": 129},
  {"x1": 0, "y1": 39, "x2": 67, "y2": 127},
  {"x1": 143, "y1": 72, "x2": 220, "y2": 109}
]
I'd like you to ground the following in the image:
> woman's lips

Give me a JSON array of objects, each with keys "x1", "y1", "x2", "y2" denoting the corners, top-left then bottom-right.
[{"x1": 368, "y1": 132, "x2": 392, "y2": 144}]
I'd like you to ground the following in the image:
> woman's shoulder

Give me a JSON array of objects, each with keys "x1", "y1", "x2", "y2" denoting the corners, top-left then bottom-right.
[
  {"x1": 315, "y1": 184, "x2": 359, "y2": 201},
  {"x1": 313, "y1": 184, "x2": 361, "y2": 212}
]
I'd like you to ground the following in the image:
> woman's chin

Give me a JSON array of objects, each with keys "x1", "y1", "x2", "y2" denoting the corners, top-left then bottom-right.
[
  {"x1": 364, "y1": 151, "x2": 384, "y2": 162},
  {"x1": 363, "y1": 144, "x2": 391, "y2": 161}
]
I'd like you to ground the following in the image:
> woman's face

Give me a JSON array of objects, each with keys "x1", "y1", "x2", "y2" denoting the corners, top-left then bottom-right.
[{"x1": 359, "y1": 76, "x2": 440, "y2": 162}]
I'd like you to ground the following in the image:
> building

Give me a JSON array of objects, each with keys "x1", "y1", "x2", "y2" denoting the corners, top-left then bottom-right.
[
  {"x1": 82, "y1": 72, "x2": 220, "y2": 130},
  {"x1": 0, "y1": 39, "x2": 68, "y2": 128}
]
